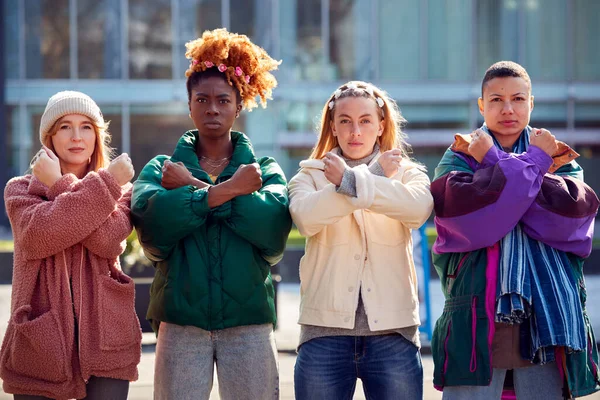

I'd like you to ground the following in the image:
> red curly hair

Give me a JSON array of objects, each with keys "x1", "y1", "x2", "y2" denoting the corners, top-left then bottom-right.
[{"x1": 185, "y1": 28, "x2": 281, "y2": 111}]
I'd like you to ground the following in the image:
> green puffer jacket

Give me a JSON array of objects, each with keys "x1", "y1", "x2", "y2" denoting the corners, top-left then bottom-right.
[{"x1": 131, "y1": 130, "x2": 292, "y2": 332}]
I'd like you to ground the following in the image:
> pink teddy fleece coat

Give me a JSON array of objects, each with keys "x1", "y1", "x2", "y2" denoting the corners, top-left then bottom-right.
[{"x1": 1, "y1": 169, "x2": 142, "y2": 400}]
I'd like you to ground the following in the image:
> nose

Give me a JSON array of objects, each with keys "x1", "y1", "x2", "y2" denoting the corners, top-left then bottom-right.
[
  {"x1": 205, "y1": 102, "x2": 220, "y2": 116},
  {"x1": 502, "y1": 101, "x2": 514, "y2": 114},
  {"x1": 350, "y1": 122, "x2": 361, "y2": 136},
  {"x1": 71, "y1": 127, "x2": 83, "y2": 141}
]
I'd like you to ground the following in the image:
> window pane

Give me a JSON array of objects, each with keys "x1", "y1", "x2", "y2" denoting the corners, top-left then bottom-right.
[
  {"x1": 178, "y1": 0, "x2": 221, "y2": 77},
  {"x1": 379, "y1": 0, "x2": 420, "y2": 81},
  {"x1": 25, "y1": 0, "x2": 70, "y2": 79},
  {"x1": 280, "y1": 0, "x2": 323, "y2": 81},
  {"x1": 5, "y1": 106, "x2": 16, "y2": 178},
  {"x1": 575, "y1": 103, "x2": 600, "y2": 128},
  {"x1": 402, "y1": 104, "x2": 470, "y2": 130},
  {"x1": 531, "y1": 103, "x2": 567, "y2": 128},
  {"x1": 574, "y1": 0, "x2": 600, "y2": 80},
  {"x1": 428, "y1": 0, "x2": 471, "y2": 81},
  {"x1": 129, "y1": 0, "x2": 172, "y2": 79},
  {"x1": 476, "y1": 0, "x2": 519, "y2": 76},
  {"x1": 524, "y1": 0, "x2": 567, "y2": 80},
  {"x1": 4, "y1": 0, "x2": 19, "y2": 79},
  {"x1": 130, "y1": 105, "x2": 193, "y2": 176},
  {"x1": 330, "y1": 0, "x2": 372, "y2": 81},
  {"x1": 231, "y1": 0, "x2": 275, "y2": 53},
  {"x1": 78, "y1": 0, "x2": 122, "y2": 79},
  {"x1": 101, "y1": 106, "x2": 123, "y2": 155}
]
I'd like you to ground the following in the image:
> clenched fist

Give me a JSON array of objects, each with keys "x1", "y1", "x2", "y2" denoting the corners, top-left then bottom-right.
[
  {"x1": 323, "y1": 152, "x2": 346, "y2": 186},
  {"x1": 377, "y1": 149, "x2": 403, "y2": 178},
  {"x1": 529, "y1": 128, "x2": 557, "y2": 157},
  {"x1": 468, "y1": 129, "x2": 494, "y2": 163},
  {"x1": 108, "y1": 153, "x2": 134, "y2": 186},
  {"x1": 230, "y1": 163, "x2": 262, "y2": 195},
  {"x1": 32, "y1": 146, "x2": 62, "y2": 188},
  {"x1": 161, "y1": 159, "x2": 194, "y2": 190}
]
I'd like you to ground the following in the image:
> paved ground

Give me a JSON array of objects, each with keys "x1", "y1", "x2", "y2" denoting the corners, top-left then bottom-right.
[{"x1": 2, "y1": 281, "x2": 600, "y2": 399}]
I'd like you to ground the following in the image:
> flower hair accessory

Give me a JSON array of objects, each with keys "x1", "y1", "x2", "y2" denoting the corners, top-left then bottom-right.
[{"x1": 188, "y1": 58, "x2": 252, "y2": 85}]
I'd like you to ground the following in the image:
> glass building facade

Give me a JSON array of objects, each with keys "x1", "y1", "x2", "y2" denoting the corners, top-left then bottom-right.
[{"x1": 2, "y1": 0, "x2": 600, "y2": 202}]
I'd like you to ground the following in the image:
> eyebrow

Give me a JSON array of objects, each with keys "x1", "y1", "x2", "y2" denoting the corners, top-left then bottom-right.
[
  {"x1": 489, "y1": 92, "x2": 527, "y2": 97},
  {"x1": 195, "y1": 92, "x2": 232, "y2": 98},
  {"x1": 58, "y1": 119, "x2": 92, "y2": 124},
  {"x1": 337, "y1": 113, "x2": 373, "y2": 119}
]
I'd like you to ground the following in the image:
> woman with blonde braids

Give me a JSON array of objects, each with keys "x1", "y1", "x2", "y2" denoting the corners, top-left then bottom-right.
[
  {"x1": 131, "y1": 28, "x2": 291, "y2": 400},
  {"x1": 289, "y1": 81, "x2": 433, "y2": 399}
]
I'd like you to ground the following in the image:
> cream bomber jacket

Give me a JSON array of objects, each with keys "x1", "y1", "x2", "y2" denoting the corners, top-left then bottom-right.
[{"x1": 289, "y1": 152, "x2": 433, "y2": 331}]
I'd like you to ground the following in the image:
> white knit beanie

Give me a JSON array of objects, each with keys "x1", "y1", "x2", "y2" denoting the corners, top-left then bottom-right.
[{"x1": 39, "y1": 91, "x2": 104, "y2": 144}]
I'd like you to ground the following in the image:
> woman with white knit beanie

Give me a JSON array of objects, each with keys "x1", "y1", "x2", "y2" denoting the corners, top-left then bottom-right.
[{"x1": 1, "y1": 91, "x2": 142, "y2": 399}]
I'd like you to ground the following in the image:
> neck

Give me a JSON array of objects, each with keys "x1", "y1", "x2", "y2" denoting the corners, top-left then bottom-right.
[
  {"x1": 196, "y1": 132, "x2": 234, "y2": 160},
  {"x1": 61, "y1": 162, "x2": 88, "y2": 179},
  {"x1": 492, "y1": 133, "x2": 520, "y2": 150}
]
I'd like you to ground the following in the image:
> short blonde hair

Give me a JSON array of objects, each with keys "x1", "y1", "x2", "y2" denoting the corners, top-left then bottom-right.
[{"x1": 310, "y1": 81, "x2": 410, "y2": 160}]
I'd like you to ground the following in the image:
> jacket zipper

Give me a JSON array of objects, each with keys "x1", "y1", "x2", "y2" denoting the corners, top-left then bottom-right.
[
  {"x1": 470, "y1": 296, "x2": 478, "y2": 373},
  {"x1": 79, "y1": 246, "x2": 86, "y2": 382},
  {"x1": 442, "y1": 321, "x2": 452, "y2": 386},
  {"x1": 63, "y1": 250, "x2": 83, "y2": 380}
]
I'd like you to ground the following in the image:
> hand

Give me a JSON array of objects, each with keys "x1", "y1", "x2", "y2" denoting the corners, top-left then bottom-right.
[
  {"x1": 108, "y1": 153, "x2": 135, "y2": 186},
  {"x1": 228, "y1": 163, "x2": 262, "y2": 196},
  {"x1": 377, "y1": 149, "x2": 403, "y2": 178},
  {"x1": 32, "y1": 146, "x2": 62, "y2": 187},
  {"x1": 323, "y1": 152, "x2": 346, "y2": 186},
  {"x1": 468, "y1": 129, "x2": 494, "y2": 163},
  {"x1": 529, "y1": 128, "x2": 558, "y2": 157},
  {"x1": 160, "y1": 159, "x2": 194, "y2": 190}
]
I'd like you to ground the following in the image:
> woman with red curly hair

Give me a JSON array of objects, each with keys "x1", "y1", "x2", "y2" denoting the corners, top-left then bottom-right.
[{"x1": 131, "y1": 28, "x2": 292, "y2": 400}]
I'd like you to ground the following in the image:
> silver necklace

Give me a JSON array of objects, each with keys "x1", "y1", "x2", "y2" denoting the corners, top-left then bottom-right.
[{"x1": 199, "y1": 155, "x2": 230, "y2": 175}]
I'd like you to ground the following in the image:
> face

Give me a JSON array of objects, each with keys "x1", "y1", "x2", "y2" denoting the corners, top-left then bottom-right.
[
  {"x1": 478, "y1": 76, "x2": 534, "y2": 147},
  {"x1": 50, "y1": 114, "x2": 96, "y2": 170},
  {"x1": 330, "y1": 96, "x2": 384, "y2": 160},
  {"x1": 188, "y1": 76, "x2": 242, "y2": 138}
]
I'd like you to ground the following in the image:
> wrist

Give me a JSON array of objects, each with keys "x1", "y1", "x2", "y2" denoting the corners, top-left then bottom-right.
[{"x1": 219, "y1": 179, "x2": 240, "y2": 197}]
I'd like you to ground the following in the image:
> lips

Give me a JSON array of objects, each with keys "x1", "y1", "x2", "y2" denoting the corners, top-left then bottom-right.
[
  {"x1": 348, "y1": 142, "x2": 363, "y2": 147},
  {"x1": 204, "y1": 120, "x2": 221, "y2": 128},
  {"x1": 500, "y1": 120, "x2": 518, "y2": 126},
  {"x1": 68, "y1": 147, "x2": 85, "y2": 153}
]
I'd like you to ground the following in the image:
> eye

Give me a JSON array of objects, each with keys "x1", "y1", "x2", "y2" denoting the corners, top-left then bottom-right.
[
  {"x1": 361, "y1": 119, "x2": 371, "y2": 124},
  {"x1": 340, "y1": 119, "x2": 350, "y2": 124},
  {"x1": 219, "y1": 99, "x2": 230, "y2": 104},
  {"x1": 515, "y1": 97, "x2": 526, "y2": 101},
  {"x1": 196, "y1": 98, "x2": 207, "y2": 103},
  {"x1": 59, "y1": 124, "x2": 71, "y2": 130},
  {"x1": 491, "y1": 98, "x2": 501, "y2": 102},
  {"x1": 82, "y1": 124, "x2": 93, "y2": 130}
]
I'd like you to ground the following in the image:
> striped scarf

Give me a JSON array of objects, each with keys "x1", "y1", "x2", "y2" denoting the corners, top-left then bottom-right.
[{"x1": 490, "y1": 125, "x2": 586, "y2": 364}]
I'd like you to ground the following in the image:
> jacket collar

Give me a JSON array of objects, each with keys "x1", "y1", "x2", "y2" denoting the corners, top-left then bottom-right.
[
  {"x1": 171, "y1": 130, "x2": 256, "y2": 179},
  {"x1": 298, "y1": 146, "x2": 382, "y2": 171}
]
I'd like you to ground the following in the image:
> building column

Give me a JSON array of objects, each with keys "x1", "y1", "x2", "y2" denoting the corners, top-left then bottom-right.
[{"x1": 0, "y1": 0, "x2": 9, "y2": 228}]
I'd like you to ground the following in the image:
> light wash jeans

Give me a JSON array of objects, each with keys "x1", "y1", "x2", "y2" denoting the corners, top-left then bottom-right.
[
  {"x1": 442, "y1": 362, "x2": 564, "y2": 400},
  {"x1": 294, "y1": 334, "x2": 423, "y2": 400},
  {"x1": 154, "y1": 322, "x2": 279, "y2": 400}
]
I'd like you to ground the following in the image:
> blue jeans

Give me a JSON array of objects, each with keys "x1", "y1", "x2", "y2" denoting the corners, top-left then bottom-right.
[
  {"x1": 442, "y1": 363, "x2": 563, "y2": 400},
  {"x1": 294, "y1": 335, "x2": 423, "y2": 400}
]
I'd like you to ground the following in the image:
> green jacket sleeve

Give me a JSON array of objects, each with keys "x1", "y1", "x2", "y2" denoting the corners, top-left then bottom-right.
[
  {"x1": 131, "y1": 156, "x2": 211, "y2": 261},
  {"x1": 223, "y1": 157, "x2": 292, "y2": 265}
]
